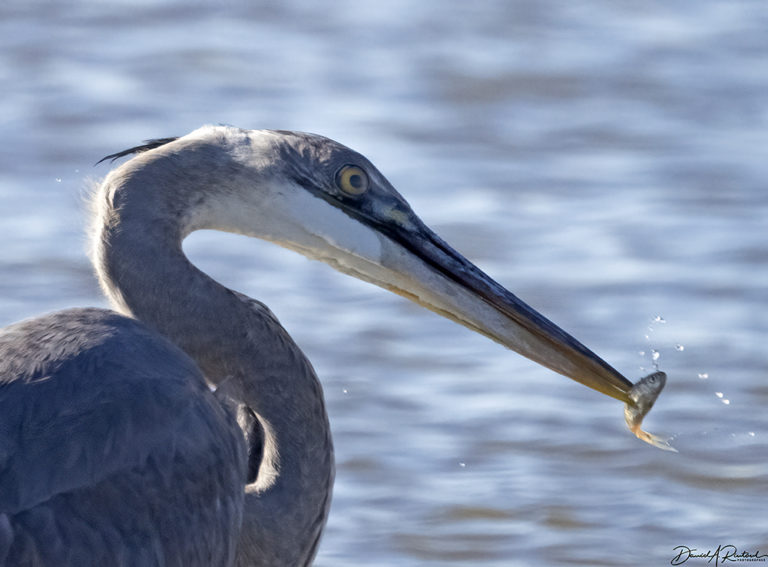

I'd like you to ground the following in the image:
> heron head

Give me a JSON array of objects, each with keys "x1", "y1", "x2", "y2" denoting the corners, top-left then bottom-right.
[
  {"x1": 107, "y1": 125, "x2": 634, "y2": 403},
  {"x1": 232, "y1": 127, "x2": 633, "y2": 402}
]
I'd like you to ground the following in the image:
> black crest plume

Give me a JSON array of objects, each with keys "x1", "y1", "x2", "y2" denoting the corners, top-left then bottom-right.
[{"x1": 96, "y1": 137, "x2": 179, "y2": 165}]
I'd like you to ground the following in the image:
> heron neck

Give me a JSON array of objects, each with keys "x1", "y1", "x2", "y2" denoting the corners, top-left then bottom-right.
[{"x1": 92, "y1": 168, "x2": 333, "y2": 566}]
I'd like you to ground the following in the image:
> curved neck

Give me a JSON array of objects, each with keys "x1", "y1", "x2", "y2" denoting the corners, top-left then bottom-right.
[{"x1": 92, "y1": 148, "x2": 333, "y2": 566}]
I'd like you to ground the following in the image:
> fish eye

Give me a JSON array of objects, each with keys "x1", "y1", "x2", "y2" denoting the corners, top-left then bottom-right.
[{"x1": 335, "y1": 165, "x2": 369, "y2": 196}]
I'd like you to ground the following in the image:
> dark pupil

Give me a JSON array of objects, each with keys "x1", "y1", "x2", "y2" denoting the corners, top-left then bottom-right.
[{"x1": 349, "y1": 174, "x2": 362, "y2": 189}]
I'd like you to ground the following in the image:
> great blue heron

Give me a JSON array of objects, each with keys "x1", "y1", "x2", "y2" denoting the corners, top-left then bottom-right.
[{"x1": 0, "y1": 125, "x2": 639, "y2": 566}]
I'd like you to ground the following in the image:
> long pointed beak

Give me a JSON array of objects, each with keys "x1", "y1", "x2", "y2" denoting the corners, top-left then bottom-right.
[{"x1": 375, "y1": 216, "x2": 633, "y2": 403}]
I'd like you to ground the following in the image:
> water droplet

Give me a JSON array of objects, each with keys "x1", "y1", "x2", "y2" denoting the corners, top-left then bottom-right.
[
  {"x1": 638, "y1": 351, "x2": 645, "y2": 356},
  {"x1": 653, "y1": 316, "x2": 666, "y2": 323},
  {"x1": 698, "y1": 373, "x2": 709, "y2": 380},
  {"x1": 715, "y1": 392, "x2": 723, "y2": 398},
  {"x1": 55, "y1": 177, "x2": 62, "y2": 183},
  {"x1": 74, "y1": 169, "x2": 80, "y2": 173},
  {"x1": 675, "y1": 344, "x2": 684, "y2": 351},
  {"x1": 651, "y1": 350, "x2": 660, "y2": 362},
  {"x1": 342, "y1": 389, "x2": 348, "y2": 395},
  {"x1": 459, "y1": 462, "x2": 466, "y2": 468},
  {"x1": 722, "y1": 399, "x2": 730, "y2": 405},
  {"x1": 749, "y1": 432, "x2": 756, "y2": 437}
]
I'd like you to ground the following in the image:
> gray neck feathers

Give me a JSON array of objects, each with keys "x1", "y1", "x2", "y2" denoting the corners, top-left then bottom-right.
[{"x1": 91, "y1": 136, "x2": 333, "y2": 566}]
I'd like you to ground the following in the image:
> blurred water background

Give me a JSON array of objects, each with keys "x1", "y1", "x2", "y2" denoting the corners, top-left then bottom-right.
[{"x1": 1, "y1": 2, "x2": 766, "y2": 565}]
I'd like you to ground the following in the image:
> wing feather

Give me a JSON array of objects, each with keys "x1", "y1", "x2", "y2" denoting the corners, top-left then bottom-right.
[{"x1": 0, "y1": 308, "x2": 246, "y2": 565}]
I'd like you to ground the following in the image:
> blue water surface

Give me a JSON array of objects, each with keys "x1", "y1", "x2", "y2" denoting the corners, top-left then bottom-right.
[{"x1": 1, "y1": 2, "x2": 766, "y2": 565}]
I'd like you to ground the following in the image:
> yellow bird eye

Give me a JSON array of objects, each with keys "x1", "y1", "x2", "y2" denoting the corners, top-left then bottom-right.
[{"x1": 335, "y1": 165, "x2": 369, "y2": 196}]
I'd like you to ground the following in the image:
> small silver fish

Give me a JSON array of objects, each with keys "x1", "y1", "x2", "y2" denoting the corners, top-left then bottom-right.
[{"x1": 624, "y1": 371, "x2": 677, "y2": 452}]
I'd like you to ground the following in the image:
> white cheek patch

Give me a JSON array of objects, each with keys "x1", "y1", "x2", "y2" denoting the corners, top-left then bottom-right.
[
  {"x1": 195, "y1": 179, "x2": 383, "y2": 269},
  {"x1": 278, "y1": 186, "x2": 383, "y2": 264}
]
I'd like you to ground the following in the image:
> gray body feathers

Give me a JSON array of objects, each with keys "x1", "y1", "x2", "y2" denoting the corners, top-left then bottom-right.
[{"x1": 0, "y1": 309, "x2": 245, "y2": 566}]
